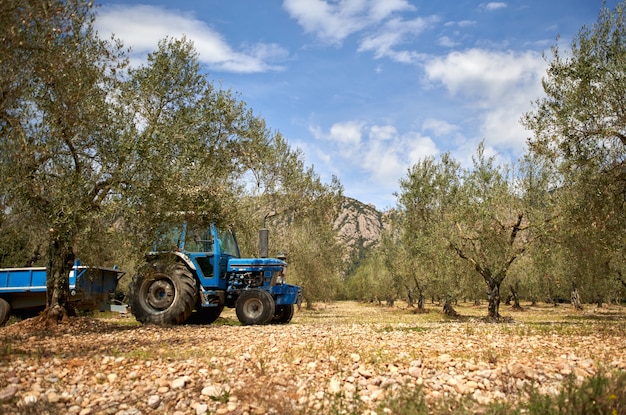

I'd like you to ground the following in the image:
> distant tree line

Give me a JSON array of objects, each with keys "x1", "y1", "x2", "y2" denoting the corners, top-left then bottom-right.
[{"x1": 345, "y1": 2, "x2": 626, "y2": 319}]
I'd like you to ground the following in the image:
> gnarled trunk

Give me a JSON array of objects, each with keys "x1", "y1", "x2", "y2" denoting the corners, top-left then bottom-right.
[
  {"x1": 405, "y1": 286, "x2": 414, "y2": 308},
  {"x1": 417, "y1": 290, "x2": 425, "y2": 311},
  {"x1": 570, "y1": 282, "x2": 583, "y2": 311},
  {"x1": 442, "y1": 297, "x2": 459, "y2": 316},
  {"x1": 487, "y1": 278, "x2": 501, "y2": 320},
  {"x1": 509, "y1": 281, "x2": 522, "y2": 310},
  {"x1": 44, "y1": 229, "x2": 75, "y2": 324}
]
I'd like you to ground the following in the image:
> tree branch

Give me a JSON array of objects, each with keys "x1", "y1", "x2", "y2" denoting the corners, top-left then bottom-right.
[
  {"x1": 509, "y1": 213, "x2": 524, "y2": 246},
  {"x1": 449, "y1": 240, "x2": 484, "y2": 276}
]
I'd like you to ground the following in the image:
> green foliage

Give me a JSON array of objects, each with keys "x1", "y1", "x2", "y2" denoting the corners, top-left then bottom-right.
[
  {"x1": 524, "y1": 2, "x2": 626, "y2": 168},
  {"x1": 479, "y1": 370, "x2": 626, "y2": 415},
  {"x1": 0, "y1": 0, "x2": 132, "y2": 311},
  {"x1": 522, "y1": 1, "x2": 626, "y2": 308},
  {"x1": 346, "y1": 3, "x2": 626, "y2": 310},
  {"x1": 378, "y1": 386, "x2": 429, "y2": 415},
  {"x1": 377, "y1": 370, "x2": 626, "y2": 415},
  {"x1": 284, "y1": 218, "x2": 344, "y2": 308},
  {"x1": 229, "y1": 130, "x2": 344, "y2": 305},
  {"x1": 0, "y1": 1, "x2": 343, "y2": 312},
  {"x1": 396, "y1": 143, "x2": 544, "y2": 318},
  {"x1": 343, "y1": 248, "x2": 400, "y2": 305},
  {"x1": 395, "y1": 152, "x2": 466, "y2": 305}
]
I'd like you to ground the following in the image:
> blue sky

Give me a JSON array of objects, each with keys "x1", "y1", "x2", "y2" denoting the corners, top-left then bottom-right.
[{"x1": 95, "y1": 0, "x2": 616, "y2": 210}]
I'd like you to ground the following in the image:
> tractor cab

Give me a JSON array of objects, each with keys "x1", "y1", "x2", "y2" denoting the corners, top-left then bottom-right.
[{"x1": 151, "y1": 223, "x2": 239, "y2": 288}]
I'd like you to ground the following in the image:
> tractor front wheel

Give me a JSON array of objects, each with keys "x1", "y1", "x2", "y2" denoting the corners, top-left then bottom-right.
[
  {"x1": 235, "y1": 289, "x2": 275, "y2": 325},
  {"x1": 129, "y1": 261, "x2": 197, "y2": 325},
  {"x1": 272, "y1": 304, "x2": 295, "y2": 324}
]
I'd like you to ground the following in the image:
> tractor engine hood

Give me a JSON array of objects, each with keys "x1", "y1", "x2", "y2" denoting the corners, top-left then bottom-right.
[{"x1": 227, "y1": 258, "x2": 286, "y2": 273}]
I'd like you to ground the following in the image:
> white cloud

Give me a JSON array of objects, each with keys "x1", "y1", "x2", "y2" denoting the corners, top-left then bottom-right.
[
  {"x1": 369, "y1": 0, "x2": 415, "y2": 20},
  {"x1": 358, "y1": 16, "x2": 438, "y2": 62},
  {"x1": 96, "y1": 5, "x2": 287, "y2": 73},
  {"x1": 362, "y1": 128, "x2": 438, "y2": 185},
  {"x1": 437, "y1": 36, "x2": 459, "y2": 48},
  {"x1": 424, "y1": 49, "x2": 544, "y2": 102},
  {"x1": 423, "y1": 48, "x2": 546, "y2": 153},
  {"x1": 422, "y1": 118, "x2": 459, "y2": 136},
  {"x1": 404, "y1": 132, "x2": 439, "y2": 166},
  {"x1": 283, "y1": 0, "x2": 436, "y2": 63},
  {"x1": 370, "y1": 125, "x2": 397, "y2": 141},
  {"x1": 481, "y1": 2, "x2": 508, "y2": 11},
  {"x1": 309, "y1": 120, "x2": 364, "y2": 160},
  {"x1": 282, "y1": 0, "x2": 416, "y2": 45},
  {"x1": 309, "y1": 120, "x2": 439, "y2": 195},
  {"x1": 282, "y1": 0, "x2": 372, "y2": 45},
  {"x1": 329, "y1": 121, "x2": 364, "y2": 146},
  {"x1": 449, "y1": 20, "x2": 477, "y2": 28}
]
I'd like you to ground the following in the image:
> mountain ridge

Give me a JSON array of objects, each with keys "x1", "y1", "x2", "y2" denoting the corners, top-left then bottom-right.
[{"x1": 333, "y1": 196, "x2": 388, "y2": 265}]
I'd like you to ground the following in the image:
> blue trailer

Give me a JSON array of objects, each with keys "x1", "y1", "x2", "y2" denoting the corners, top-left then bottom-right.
[{"x1": 0, "y1": 260, "x2": 126, "y2": 325}]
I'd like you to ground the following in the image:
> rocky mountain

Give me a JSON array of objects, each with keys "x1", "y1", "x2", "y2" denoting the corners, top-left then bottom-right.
[{"x1": 333, "y1": 197, "x2": 388, "y2": 265}]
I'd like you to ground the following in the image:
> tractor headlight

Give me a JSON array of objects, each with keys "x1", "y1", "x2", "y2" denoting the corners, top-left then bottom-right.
[{"x1": 275, "y1": 270, "x2": 286, "y2": 285}]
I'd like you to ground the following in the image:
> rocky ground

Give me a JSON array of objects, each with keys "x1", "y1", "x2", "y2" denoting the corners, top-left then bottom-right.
[{"x1": 1, "y1": 302, "x2": 625, "y2": 415}]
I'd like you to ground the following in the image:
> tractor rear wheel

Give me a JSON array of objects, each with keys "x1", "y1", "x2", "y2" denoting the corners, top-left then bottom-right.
[
  {"x1": 271, "y1": 304, "x2": 295, "y2": 324},
  {"x1": 0, "y1": 298, "x2": 11, "y2": 326},
  {"x1": 235, "y1": 289, "x2": 275, "y2": 325},
  {"x1": 129, "y1": 261, "x2": 197, "y2": 325}
]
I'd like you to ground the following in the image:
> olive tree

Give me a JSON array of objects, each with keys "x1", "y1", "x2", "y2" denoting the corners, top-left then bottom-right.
[
  {"x1": 399, "y1": 145, "x2": 544, "y2": 319},
  {"x1": 0, "y1": 0, "x2": 131, "y2": 323},
  {"x1": 398, "y1": 152, "x2": 466, "y2": 315},
  {"x1": 378, "y1": 215, "x2": 434, "y2": 310},
  {"x1": 522, "y1": 1, "x2": 626, "y2": 305}
]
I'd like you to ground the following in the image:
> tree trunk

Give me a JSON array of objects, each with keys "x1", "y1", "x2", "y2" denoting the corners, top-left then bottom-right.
[
  {"x1": 442, "y1": 297, "x2": 459, "y2": 316},
  {"x1": 595, "y1": 296, "x2": 603, "y2": 308},
  {"x1": 43, "y1": 229, "x2": 75, "y2": 325},
  {"x1": 405, "y1": 286, "x2": 414, "y2": 308},
  {"x1": 570, "y1": 282, "x2": 583, "y2": 311},
  {"x1": 417, "y1": 290, "x2": 425, "y2": 312},
  {"x1": 487, "y1": 278, "x2": 501, "y2": 320},
  {"x1": 509, "y1": 282, "x2": 522, "y2": 310}
]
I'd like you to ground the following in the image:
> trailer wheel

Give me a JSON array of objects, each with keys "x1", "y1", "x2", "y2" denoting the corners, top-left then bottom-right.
[
  {"x1": 0, "y1": 298, "x2": 11, "y2": 326},
  {"x1": 272, "y1": 304, "x2": 295, "y2": 324},
  {"x1": 236, "y1": 289, "x2": 275, "y2": 325},
  {"x1": 129, "y1": 261, "x2": 197, "y2": 325}
]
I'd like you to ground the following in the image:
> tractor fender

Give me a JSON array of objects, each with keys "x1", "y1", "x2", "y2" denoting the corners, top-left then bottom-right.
[
  {"x1": 173, "y1": 252, "x2": 196, "y2": 271},
  {"x1": 146, "y1": 252, "x2": 197, "y2": 271}
]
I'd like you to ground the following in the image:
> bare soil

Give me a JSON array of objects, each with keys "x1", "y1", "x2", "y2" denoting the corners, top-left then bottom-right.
[{"x1": 1, "y1": 301, "x2": 625, "y2": 414}]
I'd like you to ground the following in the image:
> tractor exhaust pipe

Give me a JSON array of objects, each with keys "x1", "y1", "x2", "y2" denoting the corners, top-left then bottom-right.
[
  {"x1": 259, "y1": 228, "x2": 269, "y2": 258},
  {"x1": 260, "y1": 213, "x2": 272, "y2": 258}
]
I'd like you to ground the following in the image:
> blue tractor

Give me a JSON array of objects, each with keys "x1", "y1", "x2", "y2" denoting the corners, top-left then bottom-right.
[{"x1": 128, "y1": 223, "x2": 301, "y2": 326}]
